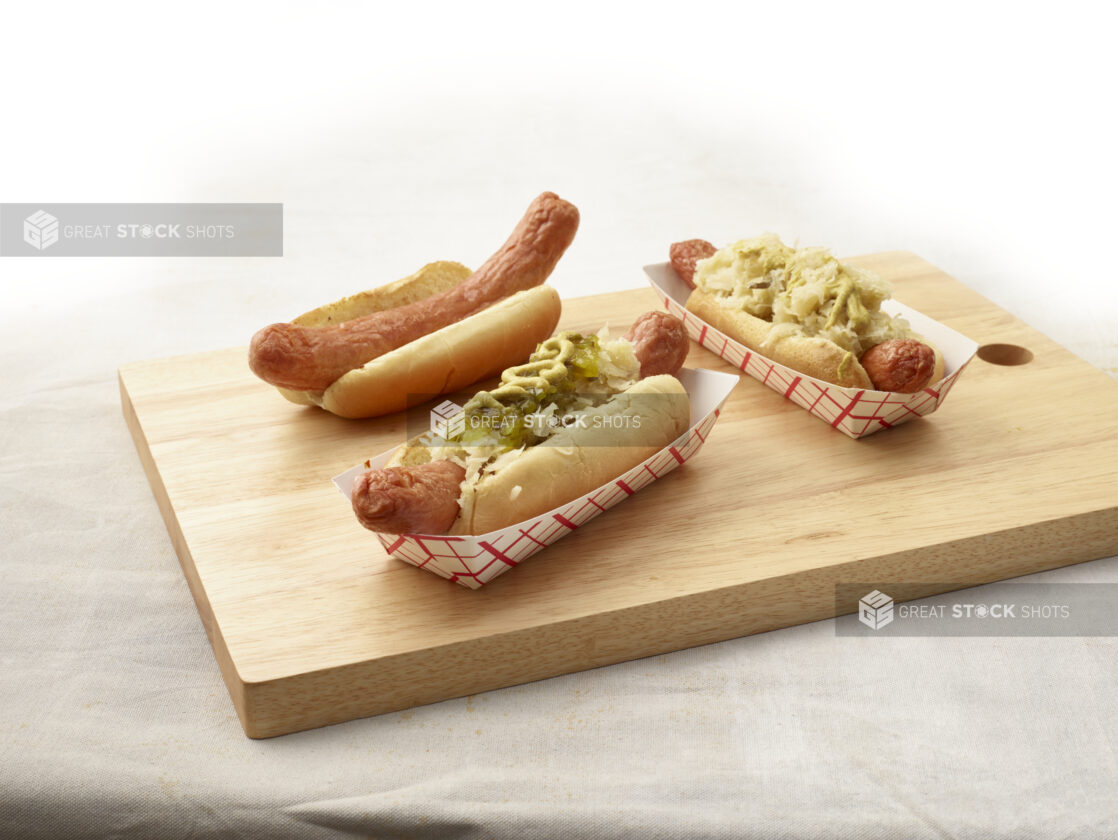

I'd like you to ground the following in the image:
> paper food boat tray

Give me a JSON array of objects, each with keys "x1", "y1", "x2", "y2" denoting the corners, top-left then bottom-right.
[
  {"x1": 334, "y1": 367, "x2": 739, "y2": 589},
  {"x1": 645, "y1": 262, "x2": 979, "y2": 439}
]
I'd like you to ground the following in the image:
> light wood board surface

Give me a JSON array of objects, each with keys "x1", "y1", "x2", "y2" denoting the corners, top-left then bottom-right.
[{"x1": 119, "y1": 252, "x2": 1118, "y2": 738}]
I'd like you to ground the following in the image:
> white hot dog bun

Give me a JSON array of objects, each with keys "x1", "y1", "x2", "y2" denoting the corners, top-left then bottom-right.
[
  {"x1": 388, "y1": 374, "x2": 690, "y2": 536},
  {"x1": 687, "y1": 288, "x2": 942, "y2": 389},
  {"x1": 276, "y1": 263, "x2": 562, "y2": 418},
  {"x1": 685, "y1": 235, "x2": 944, "y2": 391},
  {"x1": 256, "y1": 192, "x2": 580, "y2": 417}
]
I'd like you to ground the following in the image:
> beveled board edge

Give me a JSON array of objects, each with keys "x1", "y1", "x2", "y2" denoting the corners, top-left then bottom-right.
[
  {"x1": 119, "y1": 371, "x2": 252, "y2": 733},
  {"x1": 235, "y1": 507, "x2": 1117, "y2": 737}
]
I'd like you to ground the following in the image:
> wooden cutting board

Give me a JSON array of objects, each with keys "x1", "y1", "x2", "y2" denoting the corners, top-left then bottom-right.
[{"x1": 119, "y1": 251, "x2": 1118, "y2": 738}]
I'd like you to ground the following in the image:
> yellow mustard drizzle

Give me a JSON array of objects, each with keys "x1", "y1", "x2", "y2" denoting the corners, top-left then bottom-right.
[
  {"x1": 463, "y1": 334, "x2": 579, "y2": 412},
  {"x1": 824, "y1": 278, "x2": 853, "y2": 330}
]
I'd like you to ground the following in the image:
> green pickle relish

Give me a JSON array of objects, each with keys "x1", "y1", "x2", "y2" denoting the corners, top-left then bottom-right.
[{"x1": 452, "y1": 332, "x2": 604, "y2": 450}]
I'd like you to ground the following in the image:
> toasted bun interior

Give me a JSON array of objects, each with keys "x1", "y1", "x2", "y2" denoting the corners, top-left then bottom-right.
[
  {"x1": 275, "y1": 261, "x2": 562, "y2": 418},
  {"x1": 277, "y1": 260, "x2": 474, "y2": 408},
  {"x1": 292, "y1": 260, "x2": 473, "y2": 327}
]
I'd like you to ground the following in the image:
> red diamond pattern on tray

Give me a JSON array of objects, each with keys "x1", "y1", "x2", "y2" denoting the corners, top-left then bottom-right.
[
  {"x1": 659, "y1": 293, "x2": 971, "y2": 440},
  {"x1": 371, "y1": 378, "x2": 733, "y2": 589}
]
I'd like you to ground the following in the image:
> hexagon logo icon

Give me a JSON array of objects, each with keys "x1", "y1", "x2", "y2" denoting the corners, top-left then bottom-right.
[{"x1": 24, "y1": 210, "x2": 60, "y2": 250}]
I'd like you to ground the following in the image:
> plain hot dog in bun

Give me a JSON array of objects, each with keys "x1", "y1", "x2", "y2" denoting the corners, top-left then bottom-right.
[
  {"x1": 248, "y1": 192, "x2": 578, "y2": 418},
  {"x1": 675, "y1": 234, "x2": 944, "y2": 392},
  {"x1": 351, "y1": 311, "x2": 692, "y2": 536}
]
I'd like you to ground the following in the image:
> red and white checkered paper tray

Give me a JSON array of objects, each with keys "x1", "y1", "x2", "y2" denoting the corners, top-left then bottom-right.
[
  {"x1": 645, "y1": 262, "x2": 978, "y2": 439},
  {"x1": 333, "y1": 367, "x2": 739, "y2": 589}
]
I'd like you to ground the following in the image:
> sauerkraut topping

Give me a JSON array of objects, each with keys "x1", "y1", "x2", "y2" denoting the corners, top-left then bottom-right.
[
  {"x1": 693, "y1": 234, "x2": 914, "y2": 358},
  {"x1": 421, "y1": 328, "x2": 642, "y2": 487}
]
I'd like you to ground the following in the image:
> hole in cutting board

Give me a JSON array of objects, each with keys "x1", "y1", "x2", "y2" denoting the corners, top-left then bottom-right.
[{"x1": 977, "y1": 343, "x2": 1034, "y2": 366}]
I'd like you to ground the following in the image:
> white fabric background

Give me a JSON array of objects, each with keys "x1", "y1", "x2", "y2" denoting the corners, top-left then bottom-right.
[{"x1": 2, "y1": 2, "x2": 1117, "y2": 837}]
